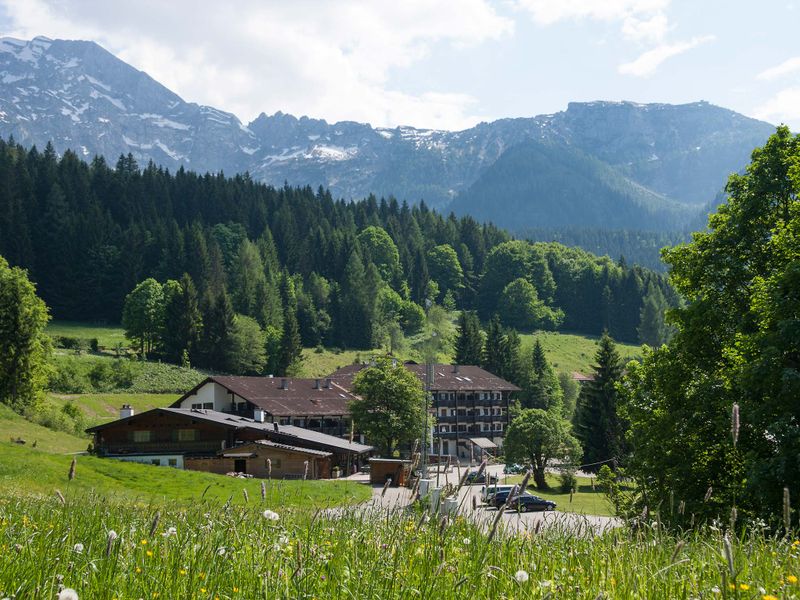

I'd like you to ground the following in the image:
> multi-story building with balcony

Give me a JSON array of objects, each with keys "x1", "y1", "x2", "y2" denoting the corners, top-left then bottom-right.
[{"x1": 328, "y1": 362, "x2": 520, "y2": 459}]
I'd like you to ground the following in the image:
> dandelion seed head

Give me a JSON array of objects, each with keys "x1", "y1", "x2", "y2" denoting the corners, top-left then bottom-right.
[
  {"x1": 515, "y1": 569, "x2": 529, "y2": 583},
  {"x1": 72, "y1": 543, "x2": 84, "y2": 553},
  {"x1": 262, "y1": 510, "x2": 279, "y2": 521},
  {"x1": 57, "y1": 589, "x2": 79, "y2": 600},
  {"x1": 107, "y1": 530, "x2": 118, "y2": 541}
]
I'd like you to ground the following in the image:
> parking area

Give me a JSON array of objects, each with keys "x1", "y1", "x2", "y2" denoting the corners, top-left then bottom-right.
[{"x1": 362, "y1": 463, "x2": 620, "y2": 535}]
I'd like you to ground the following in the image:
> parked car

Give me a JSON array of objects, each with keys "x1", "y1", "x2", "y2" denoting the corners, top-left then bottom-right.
[
  {"x1": 490, "y1": 489, "x2": 556, "y2": 512},
  {"x1": 503, "y1": 463, "x2": 524, "y2": 474},
  {"x1": 481, "y1": 483, "x2": 517, "y2": 503},
  {"x1": 464, "y1": 470, "x2": 498, "y2": 485}
]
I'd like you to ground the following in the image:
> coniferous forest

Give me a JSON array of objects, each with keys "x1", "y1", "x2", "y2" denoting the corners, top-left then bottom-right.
[{"x1": 0, "y1": 138, "x2": 675, "y2": 374}]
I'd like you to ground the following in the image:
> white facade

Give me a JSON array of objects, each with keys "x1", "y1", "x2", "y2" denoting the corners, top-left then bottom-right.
[
  {"x1": 179, "y1": 382, "x2": 240, "y2": 412},
  {"x1": 109, "y1": 454, "x2": 184, "y2": 468}
]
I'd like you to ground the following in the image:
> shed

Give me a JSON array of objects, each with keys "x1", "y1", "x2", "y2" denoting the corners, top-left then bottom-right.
[
  {"x1": 185, "y1": 440, "x2": 333, "y2": 479},
  {"x1": 369, "y1": 458, "x2": 412, "y2": 487}
]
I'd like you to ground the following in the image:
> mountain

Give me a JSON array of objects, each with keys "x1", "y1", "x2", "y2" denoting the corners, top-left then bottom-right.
[{"x1": 0, "y1": 36, "x2": 776, "y2": 231}]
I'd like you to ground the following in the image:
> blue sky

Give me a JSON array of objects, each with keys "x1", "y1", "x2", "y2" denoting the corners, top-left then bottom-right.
[{"x1": 1, "y1": 0, "x2": 798, "y2": 130}]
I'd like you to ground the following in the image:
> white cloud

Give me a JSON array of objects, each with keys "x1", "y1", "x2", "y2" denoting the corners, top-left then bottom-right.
[
  {"x1": 618, "y1": 35, "x2": 715, "y2": 77},
  {"x1": 753, "y1": 87, "x2": 800, "y2": 127},
  {"x1": 516, "y1": 0, "x2": 670, "y2": 41},
  {"x1": 0, "y1": 0, "x2": 514, "y2": 130},
  {"x1": 757, "y1": 56, "x2": 800, "y2": 81}
]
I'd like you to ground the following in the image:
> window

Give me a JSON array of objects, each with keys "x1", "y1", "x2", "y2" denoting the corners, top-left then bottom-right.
[
  {"x1": 236, "y1": 402, "x2": 247, "y2": 412},
  {"x1": 439, "y1": 425, "x2": 449, "y2": 433},
  {"x1": 168, "y1": 458, "x2": 178, "y2": 467},
  {"x1": 132, "y1": 430, "x2": 152, "y2": 443},
  {"x1": 440, "y1": 408, "x2": 447, "y2": 416},
  {"x1": 267, "y1": 458, "x2": 282, "y2": 469},
  {"x1": 457, "y1": 409, "x2": 466, "y2": 417},
  {"x1": 191, "y1": 402, "x2": 202, "y2": 409},
  {"x1": 458, "y1": 424, "x2": 467, "y2": 433},
  {"x1": 450, "y1": 409, "x2": 456, "y2": 417},
  {"x1": 150, "y1": 459, "x2": 161, "y2": 466},
  {"x1": 177, "y1": 429, "x2": 197, "y2": 442}
]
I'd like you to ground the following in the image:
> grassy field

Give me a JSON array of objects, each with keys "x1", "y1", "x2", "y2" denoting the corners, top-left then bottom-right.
[
  {"x1": 502, "y1": 473, "x2": 613, "y2": 517},
  {"x1": 521, "y1": 330, "x2": 642, "y2": 374},
  {"x1": 0, "y1": 441, "x2": 370, "y2": 508},
  {"x1": 47, "y1": 320, "x2": 129, "y2": 349},
  {"x1": 0, "y1": 490, "x2": 795, "y2": 599},
  {"x1": 0, "y1": 403, "x2": 89, "y2": 454},
  {"x1": 48, "y1": 392, "x2": 178, "y2": 424}
]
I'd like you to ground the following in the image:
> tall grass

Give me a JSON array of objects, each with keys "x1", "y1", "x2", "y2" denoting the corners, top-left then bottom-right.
[{"x1": 0, "y1": 491, "x2": 797, "y2": 599}]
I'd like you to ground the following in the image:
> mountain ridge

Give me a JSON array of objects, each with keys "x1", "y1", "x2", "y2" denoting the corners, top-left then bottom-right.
[{"x1": 0, "y1": 36, "x2": 777, "y2": 231}]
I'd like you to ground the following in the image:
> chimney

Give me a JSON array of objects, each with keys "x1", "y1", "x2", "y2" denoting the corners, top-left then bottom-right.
[
  {"x1": 120, "y1": 404, "x2": 134, "y2": 419},
  {"x1": 281, "y1": 378, "x2": 288, "y2": 390},
  {"x1": 325, "y1": 378, "x2": 332, "y2": 389},
  {"x1": 452, "y1": 364, "x2": 460, "y2": 374},
  {"x1": 314, "y1": 378, "x2": 320, "y2": 389},
  {"x1": 273, "y1": 422, "x2": 279, "y2": 432},
  {"x1": 253, "y1": 408, "x2": 265, "y2": 423}
]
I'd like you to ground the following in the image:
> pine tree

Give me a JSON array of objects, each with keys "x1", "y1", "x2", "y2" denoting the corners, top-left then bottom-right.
[
  {"x1": 276, "y1": 303, "x2": 302, "y2": 376},
  {"x1": 162, "y1": 273, "x2": 203, "y2": 363},
  {"x1": 199, "y1": 288, "x2": 236, "y2": 372},
  {"x1": 454, "y1": 311, "x2": 483, "y2": 365},
  {"x1": 573, "y1": 331, "x2": 626, "y2": 471},
  {"x1": 481, "y1": 315, "x2": 505, "y2": 376},
  {"x1": 524, "y1": 339, "x2": 563, "y2": 410},
  {"x1": 637, "y1": 282, "x2": 670, "y2": 346}
]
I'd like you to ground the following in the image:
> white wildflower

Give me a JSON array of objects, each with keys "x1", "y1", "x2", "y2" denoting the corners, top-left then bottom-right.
[
  {"x1": 217, "y1": 547, "x2": 226, "y2": 556},
  {"x1": 540, "y1": 580, "x2": 552, "y2": 588},
  {"x1": 515, "y1": 570, "x2": 529, "y2": 583},
  {"x1": 107, "y1": 530, "x2": 118, "y2": 541},
  {"x1": 711, "y1": 586, "x2": 721, "y2": 594},
  {"x1": 462, "y1": 537, "x2": 471, "y2": 545},
  {"x1": 162, "y1": 526, "x2": 177, "y2": 537},
  {"x1": 263, "y1": 509, "x2": 280, "y2": 521},
  {"x1": 57, "y1": 589, "x2": 79, "y2": 600},
  {"x1": 72, "y1": 543, "x2": 84, "y2": 553}
]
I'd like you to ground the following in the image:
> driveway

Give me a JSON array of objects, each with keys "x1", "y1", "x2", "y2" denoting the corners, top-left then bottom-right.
[{"x1": 359, "y1": 463, "x2": 621, "y2": 535}]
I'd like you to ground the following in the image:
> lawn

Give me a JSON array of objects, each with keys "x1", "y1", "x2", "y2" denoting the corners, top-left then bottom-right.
[
  {"x1": 0, "y1": 441, "x2": 371, "y2": 508},
  {"x1": 502, "y1": 472, "x2": 613, "y2": 516},
  {"x1": 46, "y1": 320, "x2": 129, "y2": 349},
  {"x1": 520, "y1": 330, "x2": 642, "y2": 375}
]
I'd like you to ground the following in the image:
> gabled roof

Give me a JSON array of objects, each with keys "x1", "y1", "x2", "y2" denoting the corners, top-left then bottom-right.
[
  {"x1": 328, "y1": 362, "x2": 521, "y2": 392},
  {"x1": 172, "y1": 376, "x2": 357, "y2": 416},
  {"x1": 86, "y1": 408, "x2": 373, "y2": 454},
  {"x1": 232, "y1": 440, "x2": 333, "y2": 458}
]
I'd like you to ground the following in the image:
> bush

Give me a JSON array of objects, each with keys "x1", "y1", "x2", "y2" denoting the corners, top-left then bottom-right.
[{"x1": 558, "y1": 467, "x2": 577, "y2": 493}]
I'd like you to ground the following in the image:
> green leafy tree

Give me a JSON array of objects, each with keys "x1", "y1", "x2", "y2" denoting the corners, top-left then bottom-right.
[
  {"x1": 229, "y1": 314, "x2": 267, "y2": 375},
  {"x1": 0, "y1": 255, "x2": 51, "y2": 412},
  {"x1": 357, "y1": 226, "x2": 401, "y2": 286},
  {"x1": 426, "y1": 244, "x2": 463, "y2": 301},
  {"x1": 122, "y1": 278, "x2": 164, "y2": 357},
  {"x1": 350, "y1": 357, "x2": 427, "y2": 457},
  {"x1": 621, "y1": 126, "x2": 800, "y2": 523},
  {"x1": 573, "y1": 332, "x2": 626, "y2": 472},
  {"x1": 637, "y1": 282, "x2": 671, "y2": 346},
  {"x1": 498, "y1": 278, "x2": 563, "y2": 331},
  {"x1": 505, "y1": 408, "x2": 581, "y2": 489},
  {"x1": 454, "y1": 310, "x2": 483, "y2": 365}
]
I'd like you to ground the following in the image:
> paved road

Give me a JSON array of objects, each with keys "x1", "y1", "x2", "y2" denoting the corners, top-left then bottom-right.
[{"x1": 353, "y1": 464, "x2": 620, "y2": 535}]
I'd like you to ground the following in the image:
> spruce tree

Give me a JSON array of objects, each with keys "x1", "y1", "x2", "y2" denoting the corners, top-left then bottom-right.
[
  {"x1": 481, "y1": 314, "x2": 505, "y2": 376},
  {"x1": 637, "y1": 282, "x2": 670, "y2": 346},
  {"x1": 573, "y1": 332, "x2": 626, "y2": 471},
  {"x1": 162, "y1": 273, "x2": 202, "y2": 364},
  {"x1": 524, "y1": 339, "x2": 563, "y2": 410},
  {"x1": 276, "y1": 303, "x2": 302, "y2": 376},
  {"x1": 454, "y1": 310, "x2": 483, "y2": 365},
  {"x1": 199, "y1": 288, "x2": 236, "y2": 372}
]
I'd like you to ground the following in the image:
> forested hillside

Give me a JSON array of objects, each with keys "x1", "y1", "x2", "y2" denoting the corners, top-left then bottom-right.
[{"x1": 0, "y1": 138, "x2": 674, "y2": 371}]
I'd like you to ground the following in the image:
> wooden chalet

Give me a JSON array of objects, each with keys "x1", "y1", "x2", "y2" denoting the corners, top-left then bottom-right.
[
  {"x1": 86, "y1": 407, "x2": 372, "y2": 478},
  {"x1": 170, "y1": 376, "x2": 359, "y2": 440}
]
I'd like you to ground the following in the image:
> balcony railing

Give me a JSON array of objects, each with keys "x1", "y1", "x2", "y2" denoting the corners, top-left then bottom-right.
[{"x1": 102, "y1": 440, "x2": 223, "y2": 455}]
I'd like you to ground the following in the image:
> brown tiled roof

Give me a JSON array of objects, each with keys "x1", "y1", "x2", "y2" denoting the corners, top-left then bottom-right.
[
  {"x1": 173, "y1": 376, "x2": 357, "y2": 417},
  {"x1": 328, "y1": 362, "x2": 520, "y2": 392},
  {"x1": 228, "y1": 440, "x2": 332, "y2": 458}
]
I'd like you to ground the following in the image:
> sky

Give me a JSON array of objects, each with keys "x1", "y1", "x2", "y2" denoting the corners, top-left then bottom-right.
[{"x1": 0, "y1": 0, "x2": 798, "y2": 131}]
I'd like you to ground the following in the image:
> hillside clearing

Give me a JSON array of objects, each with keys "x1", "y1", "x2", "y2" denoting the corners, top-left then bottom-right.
[{"x1": 521, "y1": 331, "x2": 641, "y2": 374}]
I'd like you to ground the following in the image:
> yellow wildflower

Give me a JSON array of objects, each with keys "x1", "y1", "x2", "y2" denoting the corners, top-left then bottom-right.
[
  {"x1": 233, "y1": 587, "x2": 239, "y2": 593},
  {"x1": 763, "y1": 595, "x2": 778, "y2": 600},
  {"x1": 146, "y1": 550, "x2": 153, "y2": 557},
  {"x1": 140, "y1": 539, "x2": 148, "y2": 545},
  {"x1": 788, "y1": 575, "x2": 798, "y2": 584},
  {"x1": 739, "y1": 584, "x2": 750, "y2": 591}
]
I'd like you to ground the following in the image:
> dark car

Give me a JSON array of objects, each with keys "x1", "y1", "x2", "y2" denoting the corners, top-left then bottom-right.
[
  {"x1": 464, "y1": 470, "x2": 498, "y2": 485},
  {"x1": 490, "y1": 489, "x2": 556, "y2": 512},
  {"x1": 503, "y1": 463, "x2": 524, "y2": 475}
]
